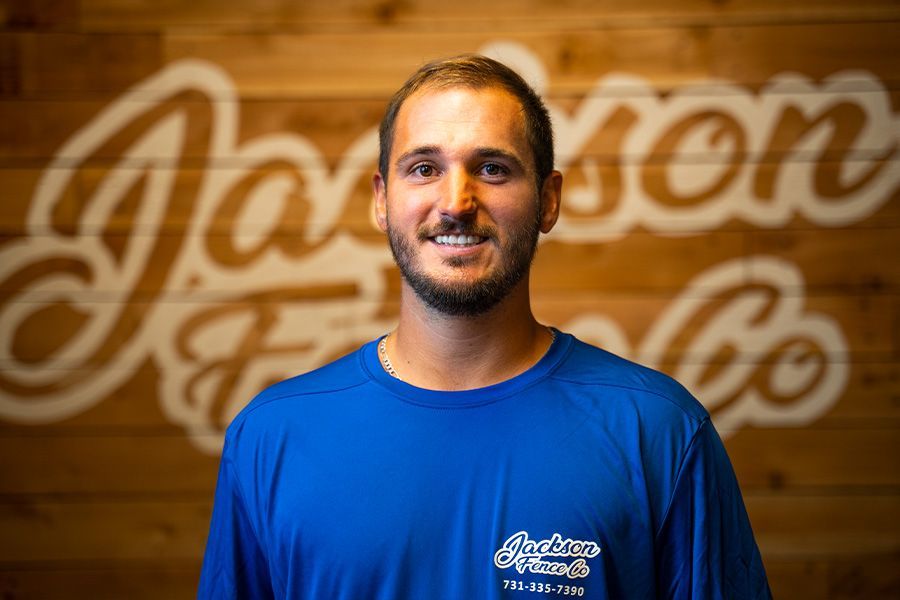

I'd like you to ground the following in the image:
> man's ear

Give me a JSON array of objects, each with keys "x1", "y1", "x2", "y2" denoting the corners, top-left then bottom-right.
[
  {"x1": 539, "y1": 170, "x2": 563, "y2": 233},
  {"x1": 373, "y1": 172, "x2": 388, "y2": 232}
]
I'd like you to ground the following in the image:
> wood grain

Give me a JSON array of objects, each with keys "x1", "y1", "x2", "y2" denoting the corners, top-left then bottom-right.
[
  {"x1": 74, "y1": 0, "x2": 900, "y2": 32},
  {"x1": 0, "y1": 562, "x2": 201, "y2": 600},
  {"x1": 2, "y1": 2, "x2": 898, "y2": 598}
]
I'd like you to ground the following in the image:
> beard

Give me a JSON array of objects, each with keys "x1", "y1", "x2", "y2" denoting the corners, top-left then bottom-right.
[{"x1": 386, "y1": 210, "x2": 542, "y2": 317}]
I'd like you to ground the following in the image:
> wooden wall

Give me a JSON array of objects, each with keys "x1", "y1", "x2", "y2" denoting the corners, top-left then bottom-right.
[{"x1": 1, "y1": 1, "x2": 898, "y2": 597}]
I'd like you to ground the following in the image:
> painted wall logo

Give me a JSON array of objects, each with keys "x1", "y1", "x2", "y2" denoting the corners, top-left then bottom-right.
[
  {"x1": 494, "y1": 531, "x2": 601, "y2": 579},
  {"x1": 1, "y1": 41, "x2": 895, "y2": 454}
]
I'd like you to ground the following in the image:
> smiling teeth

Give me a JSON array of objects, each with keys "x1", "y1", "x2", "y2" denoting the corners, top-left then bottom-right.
[{"x1": 434, "y1": 234, "x2": 483, "y2": 246}]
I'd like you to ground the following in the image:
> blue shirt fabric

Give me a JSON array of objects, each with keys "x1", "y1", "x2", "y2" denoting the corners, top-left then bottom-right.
[{"x1": 198, "y1": 331, "x2": 771, "y2": 599}]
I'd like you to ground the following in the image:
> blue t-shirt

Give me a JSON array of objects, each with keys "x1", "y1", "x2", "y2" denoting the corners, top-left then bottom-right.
[{"x1": 198, "y1": 331, "x2": 771, "y2": 599}]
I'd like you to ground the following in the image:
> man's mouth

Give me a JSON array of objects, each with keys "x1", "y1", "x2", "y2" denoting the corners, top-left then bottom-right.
[{"x1": 432, "y1": 234, "x2": 486, "y2": 247}]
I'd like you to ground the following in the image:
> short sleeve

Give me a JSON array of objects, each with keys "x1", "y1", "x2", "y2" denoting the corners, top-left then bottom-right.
[
  {"x1": 198, "y1": 450, "x2": 274, "y2": 599},
  {"x1": 654, "y1": 420, "x2": 772, "y2": 600}
]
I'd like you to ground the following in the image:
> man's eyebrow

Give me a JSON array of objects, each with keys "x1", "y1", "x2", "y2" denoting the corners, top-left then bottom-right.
[
  {"x1": 393, "y1": 146, "x2": 528, "y2": 172},
  {"x1": 475, "y1": 147, "x2": 526, "y2": 171},
  {"x1": 394, "y1": 146, "x2": 441, "y2": 168}
]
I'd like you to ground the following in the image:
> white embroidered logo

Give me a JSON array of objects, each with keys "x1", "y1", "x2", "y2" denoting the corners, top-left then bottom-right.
[{"x1": 493, "y1": 531, "x2": 602, "y2": 579}]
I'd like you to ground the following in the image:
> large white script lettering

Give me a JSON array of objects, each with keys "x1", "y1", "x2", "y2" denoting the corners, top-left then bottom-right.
[
  {"x1": 485, "y1": 41, "x2": 898, "y2": 239},
  {"x1": 0, "y1": 43, "x2": 877, "y2": 452},
  {"x1": 566, "y1": 256, "x2": 848, "y2": 435}
]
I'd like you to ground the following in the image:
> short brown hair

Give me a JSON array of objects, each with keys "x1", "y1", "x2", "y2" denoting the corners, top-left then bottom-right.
[{"x1": 378, "y1": 54, "x2": 555, "y2": 188}]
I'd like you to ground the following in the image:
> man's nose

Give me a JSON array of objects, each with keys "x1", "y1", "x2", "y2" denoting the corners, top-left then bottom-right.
[{"x1": 437, "y1": 168, "x2": 478, "y2": 219}]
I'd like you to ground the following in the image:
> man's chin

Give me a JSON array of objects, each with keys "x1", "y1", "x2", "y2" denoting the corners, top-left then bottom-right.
[
  {"x1": 441, "y1": 254, "x2": 487, "y2": 269},
  {"x1": 419, "y1": 262, "x2": 494, "y2": 284},
  {"x1": 403, "y1": 270, "x2": 523, "y2": 317}
]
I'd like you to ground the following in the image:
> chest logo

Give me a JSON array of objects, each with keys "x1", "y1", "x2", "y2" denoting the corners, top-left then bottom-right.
[{"x1": 493, "y1": 531, "x2": 601, "y2": 579}]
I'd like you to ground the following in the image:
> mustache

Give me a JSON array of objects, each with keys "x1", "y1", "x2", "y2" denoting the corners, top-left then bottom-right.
[{"x1": 416, "y1": 216, "x2": 496, "y2": 241}]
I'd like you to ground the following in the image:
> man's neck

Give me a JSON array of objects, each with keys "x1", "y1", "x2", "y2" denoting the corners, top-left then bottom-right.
[{"x1": 383, "y1": 281, "x2": 554, "y2": 391}]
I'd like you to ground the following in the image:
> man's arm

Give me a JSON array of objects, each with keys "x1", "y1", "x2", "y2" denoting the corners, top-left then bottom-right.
[
  {"x1": 198, "y1": 450, "x2": 274, "y2": 599},
  {"x1": 654, "y1": 419, "x2": 772, "y2": 600}
]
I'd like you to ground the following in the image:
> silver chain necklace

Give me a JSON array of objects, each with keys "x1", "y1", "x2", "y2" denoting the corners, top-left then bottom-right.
[
  {"x1": 378, "y1": 328, "x2": 556, "y2": 381},
  {"x1": 378, "y1": 334, "x2": 401, "y2": 380}
]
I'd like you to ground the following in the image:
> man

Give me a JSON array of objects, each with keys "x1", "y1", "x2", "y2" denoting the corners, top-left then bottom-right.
[{"x1": 199, "y1": 55, "x2": 772, "y2": 599}]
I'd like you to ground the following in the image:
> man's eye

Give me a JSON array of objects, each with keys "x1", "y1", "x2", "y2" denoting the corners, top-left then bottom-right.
[
  {"x1": 413, "y1": 164, "x2": 435, "y2": 177},
  {"x1": 481, "y1": 163, "x2": 506, "y2": 176}
]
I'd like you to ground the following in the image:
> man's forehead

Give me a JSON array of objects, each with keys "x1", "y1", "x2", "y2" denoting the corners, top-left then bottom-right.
[
  {"x1": 398, "y1": 83, "x2": 524, "y2": 118},
  {"x1": 391, "y1": 85, "x2": 530, "y2": 155}
]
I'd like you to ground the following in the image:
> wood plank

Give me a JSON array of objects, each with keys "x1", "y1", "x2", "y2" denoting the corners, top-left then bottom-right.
[
  {"x1": 747, "y1": 226, "x2": 900, "y2": 293},
  {"x1": 0, "y1": 433, "x2": 219, "y2": 495},
  {"x1": 161, "y1": 25, "x2": 900, "y2": 98},
  {"x1": 653, "y1": 360, "x2": 900, "y2": 428},
  {"x1": 0, "y1": 169, "x2": 48, "y2": 231},
  {"x1": 0, "y1": 166, "x2": 379, "y2": 240},
  {"x1": 0, "y1": 100, "x2": 117, "y2": 160},
  {"x1": 535, "y1": 233, "x2": 746, "y2": 293},
  {"x1": 763, "y1": 558, "x2": 829, "y2": 600},
  {"x1": 824, "y1": 554, "x2": 900, "y2": 599},
  {"x1": 1, "y1": 1, "x2": 79, "y2": 30},
  {"x1": 707, "y1": 21, "x2": 900, "y2": 85},
  {"x1": 533, "y1": 232, "x2": 900, "y2": 293},
  {"x1": 817, "y1": 362, "x2": 900, "y2": 425},
  {"x1": 3, "y1": 32, "x2": 163, "y2": 98},
  {"x1": 725, "y1": 427, "x2": 900, "y2": 490},
  {"x1": 0, "y1": 499, "x2": 210, "y2": 562},
  {"x1": 9, "y1": 26, "x2": 892, "y2": 100},
  {"x1": 0, "y1": 99, "x2": 386, "y2": 162},
  {"x1": 539, "y1": 290, "x2": 900, "y2": 363},
  {"x1": 0, "y1": 562, "x2": 200, "y2": 600},
  {"x1": 77, "y1": 0, "x2": 900, "y2": 32},
  {"x1": 763, "y1": 554, "x2": 900, "y2": 600},
  {"x1": 539, "y1": 290, "x2": 899, "y2": 357},
  {"x1": 745, "y1": 493, "x2": 900, "y2": 557},
  {"x1": 0, "y1": 361, "x2": 184, "y2": 430}
]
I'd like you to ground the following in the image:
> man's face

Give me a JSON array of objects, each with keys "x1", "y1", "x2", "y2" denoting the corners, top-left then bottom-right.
[{"x1": 373, "y1": 86, "x2": 560, "y2": 317}]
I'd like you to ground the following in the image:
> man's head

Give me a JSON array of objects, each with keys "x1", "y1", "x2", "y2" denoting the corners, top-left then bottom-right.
[
  {"x1": 374, "y1": 55, "x2": 561, "y2": 317},
  {"x1": 378, "y1": 54, "x2": 555, "y2": 191}
]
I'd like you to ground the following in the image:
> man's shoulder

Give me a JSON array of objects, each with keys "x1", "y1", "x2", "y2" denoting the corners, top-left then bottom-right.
[
  {"x1": 226, "y1": 343, "x2": 372, "y2": 435},
  {"x1": 554, "y1": 333, "x2": 709, "y2": 424}
]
